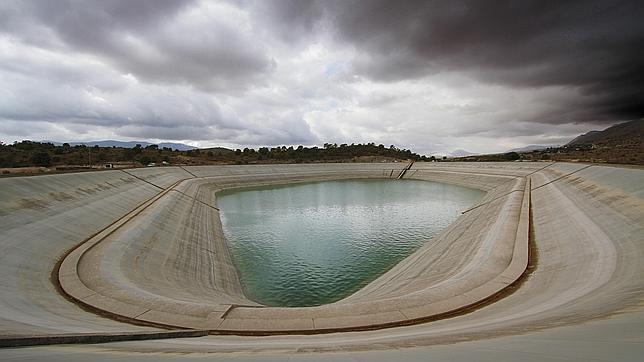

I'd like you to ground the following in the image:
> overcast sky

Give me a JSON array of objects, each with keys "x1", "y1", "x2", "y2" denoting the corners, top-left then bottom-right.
[{"x1": 1, "y1": 0, "x2": 642, "y2": 154}]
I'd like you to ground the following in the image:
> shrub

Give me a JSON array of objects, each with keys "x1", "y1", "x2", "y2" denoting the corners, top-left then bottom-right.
[
  {"x1": 505, "y1": 152, "x2": 520, "y2": 161},
  {"x1": 31, "y1": 152, "x2": 51, "y2": 167},
  {"x1": 140, "y1": 156, "x2": 152, "y2": 165}
]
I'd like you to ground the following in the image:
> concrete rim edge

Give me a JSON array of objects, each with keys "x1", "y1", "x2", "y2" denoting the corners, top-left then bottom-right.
[{"x1": 52, "y1": 171, "x2": 532, "y2": 337}]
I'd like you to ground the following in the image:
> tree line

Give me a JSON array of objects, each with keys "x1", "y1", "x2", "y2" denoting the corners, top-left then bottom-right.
[{"x1": 0, "y1": 141, "x2": 433, "y2": 169}]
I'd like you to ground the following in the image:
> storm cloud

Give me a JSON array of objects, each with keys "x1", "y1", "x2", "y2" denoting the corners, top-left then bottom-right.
[
  {"x1": 0, "y1": 0, "x2": 642, "y2": 154},
  {"x1": 277, "y1": 0, "x2": 644, "y2": 122}
]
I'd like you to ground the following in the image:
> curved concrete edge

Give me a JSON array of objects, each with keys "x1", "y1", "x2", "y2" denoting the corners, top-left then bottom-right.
[
  {"x1": 210, "y1": 177, "x2": 532, "y2": 334},
  {"x1": 56, "y1": 172, "x2": 406, "y2": 331},
  {"x1": 0, "y1": 330, "x2": 208, "y2": 348},
  {"x1": 57, "y1": 178, "x2": 192, "y2": 330},
  {"x1": 56, "y1": 172, "x2": 532, "y2": 335}
]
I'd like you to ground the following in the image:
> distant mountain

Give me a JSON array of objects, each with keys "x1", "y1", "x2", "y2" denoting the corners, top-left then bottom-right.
[
  {"x1": 566, "y1": 120, "x2": 643, "y2": 146},
  {"x1": 156, "y1": 142, "x2": 196, "y2": 151},
  {"x1": 508, "y1": 145, "x2": 552, "y2": 153},
  {"x1": 49, "y1": 140, "x2": 196, "y2": 151},
  {"x1": 567, "y1": 131, "x2": 600, "y2": 146},
  {"x1": 449, "y1": 149, "x2": 477, "y2": 157},
  {"x1": 202, "y1": 147, "x2": 234, "y2": 154}
]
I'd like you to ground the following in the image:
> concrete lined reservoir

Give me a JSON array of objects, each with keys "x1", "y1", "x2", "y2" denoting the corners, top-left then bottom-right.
[
  {"x1": 218, "y1": 179, "x2": 484, "y2": 307},
  {"x1": 1, "y1": 162, "x2": 642, "y2": 360}
]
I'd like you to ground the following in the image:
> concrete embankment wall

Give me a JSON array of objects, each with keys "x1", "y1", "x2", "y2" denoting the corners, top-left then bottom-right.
[
  {"x1": 0, "y1": 163, "x2": 406, "y2": 336},
  {"x1": 158, "y1": 163, "x2": 644, "y2": 353},
  {"x1": 0, "y1": 170, "x2": 162, "y2": 335},
  {"x1": 185, "y1": 163, "x2": 404, "y2": 178},
  {"x1": 2, "y1": 162, "x2": 641, "y2": 339},
  {"x1": 63, "y1": 166, "x2": 416, "y2": 329},
  {"x1": 123, "y1": 166, "x2": 194, "y2": 188},
  {"x1": 0, "y1": 166, "x2": 198, "y2": 336},
  {"x1": 529, "y1": 163, "x2": 644, "y2": 316},
  {"x1": 341, "y1": 175, "x2": 522, "y2": 303},
  {"x1": 54, "y1": 162, "x2": 538, "y2": 332}
]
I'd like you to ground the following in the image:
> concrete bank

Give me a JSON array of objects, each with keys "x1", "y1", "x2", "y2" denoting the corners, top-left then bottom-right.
[
  {"x1": 1, "y1": 163, "x2": 410, "y2": 338},
  {"x1": 0, "y1": 169, "x2": 173, "y2": 336},
  {"x1": 27, "y1": 161, "x2": 639, "y2": 358},
  {"x1": 55, "y1": 163, "x2": 533, "y2": 333},
  {"x1": 1, "y1": 162, "x2": 641, "y2": 353}
]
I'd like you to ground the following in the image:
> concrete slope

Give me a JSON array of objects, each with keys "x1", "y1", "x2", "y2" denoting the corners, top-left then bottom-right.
[
  {"x1": 0, "y1": 163, "x2": 410, "y2": 336},
  {"x1": 10, "y1": 308, "x2": 639, "y2": 361},
  {"x1": 124, "y1": 166, "x2": 194, "y2": 188},
  {"x1": 57, "y1": 163, "x2": 537, "y2": 332},
  {"x1": 0, "y1": 170, "x2": 163, "y2": 335},
  {"x1": 0, "y1": 162, "x2": 641, "y2": 358},
  {"x1": 6, "y1": 161, "x2": 636, "y2": 359}
]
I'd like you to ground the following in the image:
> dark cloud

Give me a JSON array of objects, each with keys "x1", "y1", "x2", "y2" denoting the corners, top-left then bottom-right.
[
  {"x1": 1, "y1": 0, "x2": 642, "y2": 153},
  {"x1": 296, "y1": 0, "x2": 644, "y2": 123},
  {"x1": 249, "y1": 0, "x2": 325, "y2": 43}
]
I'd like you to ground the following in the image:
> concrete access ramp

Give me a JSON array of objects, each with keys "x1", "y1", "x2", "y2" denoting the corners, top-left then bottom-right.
[{"x1": 0, "y1": 163, "x2": 642, "y2": 350}]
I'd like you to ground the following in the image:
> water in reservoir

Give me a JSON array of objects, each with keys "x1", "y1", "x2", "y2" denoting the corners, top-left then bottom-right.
[{"x1": 217, "y1": 179, "x2": 484, "y2": 307}]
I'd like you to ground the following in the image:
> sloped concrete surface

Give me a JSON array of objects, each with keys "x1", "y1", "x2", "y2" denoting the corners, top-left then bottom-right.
[
  {"x1": 4, "y1": 311, "x2": 639, "y2": 361},
  {"x1": 0, "y1": 170, "x2": 161, "y2": 335},
  {"x1": 0, "y1": 162, "x2": 642, "y2": 360},
  {"x1": 56, "y1": 165, "x2": 531, "y2": 332}
]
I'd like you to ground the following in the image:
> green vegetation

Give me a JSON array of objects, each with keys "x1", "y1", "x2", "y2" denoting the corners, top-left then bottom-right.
[
  {"x1": 226, "y1": 143, "x2": 430, "y2": 163},
  {"x1": 30, "y1": 152, "x2": 51, "y2": 167},
  {"x1": 0, "y1": 141, "x2": 429, "y2": 172},
  {"x1": 3, "y1": 133, "x2": 640, "y2": 174},
  {"x1": 455, "y1": 144, "x2": 643, "y2": 165},
  {"x1": 0, "y1": 141, "x2": 175, "y2": 169},
  {"x1": 453, "y1": 151, "x2": 522, "y2": 162}
]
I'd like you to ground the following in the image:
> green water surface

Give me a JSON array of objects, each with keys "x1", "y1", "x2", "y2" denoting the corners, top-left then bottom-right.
[{"x1": 217, "y1": 179, "x2": 483, "y2": 307}]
